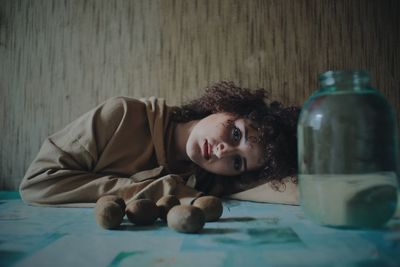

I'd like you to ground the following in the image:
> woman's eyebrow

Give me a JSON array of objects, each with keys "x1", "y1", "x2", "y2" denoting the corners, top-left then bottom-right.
[
  {"x1": 242, "y1": 124, "x2": 249, "y2": 173},
  {"x1": 244, "y1": 125, "x2": 256, "y2": 148},
  {"x1": 242, "y1": 157, "x2": 248, "y2": 173},
  {"x1": 242, "y1": 125, "x2": 249, "y2": 173}
]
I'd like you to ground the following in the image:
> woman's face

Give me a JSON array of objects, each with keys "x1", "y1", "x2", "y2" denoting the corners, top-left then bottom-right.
[{"x1": 186, "y1": 113, "x2": 265, "y2": 176}]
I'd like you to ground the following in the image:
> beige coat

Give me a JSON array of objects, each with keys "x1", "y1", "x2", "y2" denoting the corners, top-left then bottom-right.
[{"x1": 19, "y1": 97, "x2": 203, "y2": 207}]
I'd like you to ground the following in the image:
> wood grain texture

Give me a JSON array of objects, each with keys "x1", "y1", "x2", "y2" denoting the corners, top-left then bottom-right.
[{"x1": 0, "y1": 0, "x2": 399, "y2": 189}]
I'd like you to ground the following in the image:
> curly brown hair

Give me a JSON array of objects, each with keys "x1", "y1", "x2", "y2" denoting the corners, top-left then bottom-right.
[{"x1": 171, "y1": 81, "x2": 300, "y2": 196}]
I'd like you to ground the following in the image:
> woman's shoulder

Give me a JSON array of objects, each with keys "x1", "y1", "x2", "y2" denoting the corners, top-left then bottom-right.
[
  {"x1": 102, "y1": 96, "x2": 144, "y2": 107},
  {"x1": 102, "y1": 96, "x2": 167, "y2": 110},
  {"x1": 87, "y1": 97, "x2": 150, "y2": 132},
  {"x1": 98, "y1": 96, "x2": 170, "y2": 128},
  {"x1": 100, "y1": 96, "x2": 157, "y2": 116}
]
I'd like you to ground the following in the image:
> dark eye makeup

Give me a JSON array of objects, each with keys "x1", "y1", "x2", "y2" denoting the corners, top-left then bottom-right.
[
  {"x1": 233, "y1": 155, "x2": 242, "y2": 171},
  {"x1": 231, "y1": 125, "x2": 242, "y2": 143},
  {"x1": 230, "y1": 121, "x2": 243, "y2": 172}
]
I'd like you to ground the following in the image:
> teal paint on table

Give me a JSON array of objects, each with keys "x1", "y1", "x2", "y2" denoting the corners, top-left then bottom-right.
[
  {"x1": 0, "y1": 191, "x2": 399, "y2": 267},
  {"x1": 0, "y1": 191, "x2": 20, "y2": 200}
]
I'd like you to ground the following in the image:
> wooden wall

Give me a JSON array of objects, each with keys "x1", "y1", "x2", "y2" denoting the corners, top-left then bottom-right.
[{"x1": 0, "y1": 0, "x2": 399, "y2": 189}]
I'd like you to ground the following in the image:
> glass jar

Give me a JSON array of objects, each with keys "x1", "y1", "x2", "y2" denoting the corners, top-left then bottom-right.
[{"x1": 297, "y1": 70, "x2": 399, "y2": 228}]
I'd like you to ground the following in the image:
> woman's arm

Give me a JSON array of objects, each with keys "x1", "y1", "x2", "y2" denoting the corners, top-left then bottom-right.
[
  {"x1": 226, "y1": 176, "x2": 299, "y2": 205},
  {"x1": 20, "y1": 97, "x2": 126, "y2": 205},
  {"x1": 19, "y1": 97, "x2": 202, "y2": 206}
]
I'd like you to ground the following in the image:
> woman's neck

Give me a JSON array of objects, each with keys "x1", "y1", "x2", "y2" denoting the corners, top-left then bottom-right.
[{"x1": 172, "y1": 120, "x2": 198, "y2": 162}]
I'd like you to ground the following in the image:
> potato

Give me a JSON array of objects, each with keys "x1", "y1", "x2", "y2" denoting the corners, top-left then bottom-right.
[
  {"x1": 126, "y1": 199, "x2": 159, "y2": 225},
  {"x1": 156, "y1": 195, "x2": 180, "y2": 221},
  {"x1": 167, "y1": 205, "x2": 205, "y2": 233},
  {"x1": 95, "y1": 201, "x2": 124, "y2": 229},
  {"x1": 193, "y1": 196, "x2": 223, "y2": 222},
  {"x1": 97, "y1": 195, "x2": 126, "y2": 211}
]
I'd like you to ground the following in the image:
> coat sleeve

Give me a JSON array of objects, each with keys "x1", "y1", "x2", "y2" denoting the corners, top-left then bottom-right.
[{"x1": 19, "y1": 97, "x2": 202, "y2": 207}]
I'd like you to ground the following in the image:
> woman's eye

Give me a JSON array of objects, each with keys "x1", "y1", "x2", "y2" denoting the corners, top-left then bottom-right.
[
  {"x1": 232, "y1": 126, "x2": 242, "y2": 143},
  {"x1": 233, "y1": 155, "x2": 242, "y2": 171}
]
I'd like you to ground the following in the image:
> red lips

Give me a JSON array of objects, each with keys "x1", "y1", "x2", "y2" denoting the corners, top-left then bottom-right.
[{"x1": 203, "y1": 140, "x2": 211, "y2": 160}]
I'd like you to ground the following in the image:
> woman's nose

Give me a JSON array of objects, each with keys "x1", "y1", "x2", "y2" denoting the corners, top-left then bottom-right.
[{"x1": 214, "y1": 142, "x2": 234, "y2": 158}]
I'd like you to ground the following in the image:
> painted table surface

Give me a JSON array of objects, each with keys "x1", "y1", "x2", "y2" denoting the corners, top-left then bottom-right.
[{"x1": 0, "y1": 191, "x2": 399, "y2": 267}]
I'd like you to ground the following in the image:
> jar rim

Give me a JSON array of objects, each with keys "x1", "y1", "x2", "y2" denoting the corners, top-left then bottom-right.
[{"x1": 319, "y1": 70, "x2": 371, "y2": 87}]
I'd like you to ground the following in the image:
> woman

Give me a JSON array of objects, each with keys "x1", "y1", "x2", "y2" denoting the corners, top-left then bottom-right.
[{"x1": 19, "y1": 81, "x2": 299, "y2": 207}]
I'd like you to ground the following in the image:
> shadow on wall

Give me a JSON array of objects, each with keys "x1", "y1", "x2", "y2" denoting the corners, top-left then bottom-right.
[{"x1": 0, "y1": 7, "x2": 6, "y2": 48}]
